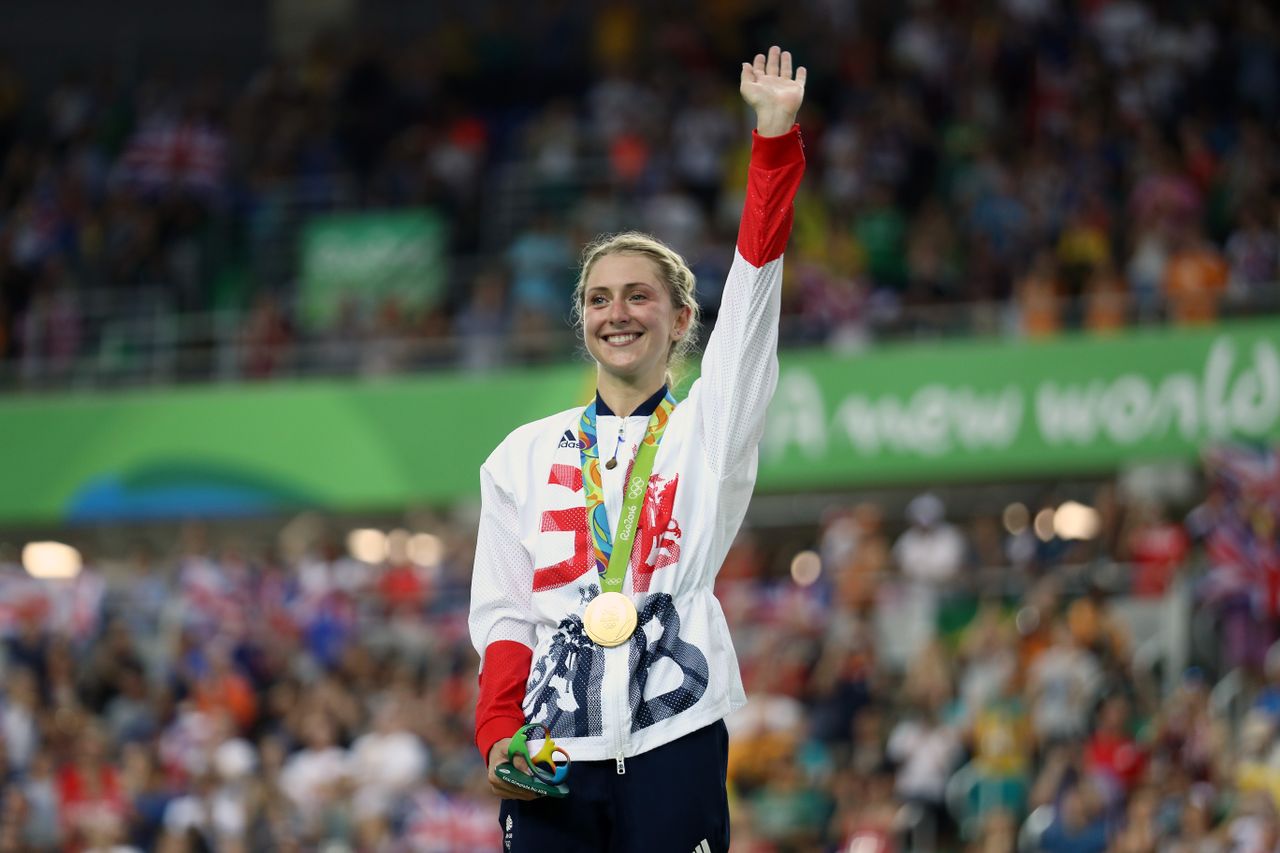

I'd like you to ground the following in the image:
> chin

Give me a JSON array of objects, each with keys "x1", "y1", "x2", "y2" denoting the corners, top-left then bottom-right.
[
  {"x1": 601, "y1": 358, "x2": 656, "y2": 380},
  {"x1": 592, "y1": 349, "x2": 640, "y2": 373},
  {"x1": 599, "y1": 362, "x2": 642, "y2": 380}
]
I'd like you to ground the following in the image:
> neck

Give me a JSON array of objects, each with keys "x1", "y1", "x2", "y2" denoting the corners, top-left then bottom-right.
[{"x1": 596, "y1": 370, "x2": 666, "y2": 417}]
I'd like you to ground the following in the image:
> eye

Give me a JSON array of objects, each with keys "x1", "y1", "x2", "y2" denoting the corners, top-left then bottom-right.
[
  {"x1": 589, "y1": 294, "x2": 608, "y2": 306},
  {"x1": 628, "y1": 292, "x2": 648, "y2": 302}
]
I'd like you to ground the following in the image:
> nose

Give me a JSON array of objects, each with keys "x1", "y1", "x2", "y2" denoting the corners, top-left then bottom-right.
[{"x1": 605, "y1": 296, "x2": 630, "y2": 325}]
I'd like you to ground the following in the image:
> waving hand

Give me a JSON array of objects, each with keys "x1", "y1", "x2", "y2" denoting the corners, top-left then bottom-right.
[{"x1": 740, "y1": 46, "x2": 807, "y2": 137}]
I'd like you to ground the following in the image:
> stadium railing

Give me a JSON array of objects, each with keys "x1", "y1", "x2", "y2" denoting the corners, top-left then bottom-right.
[{"x1": 3, "y1": 286, "x2": 1277, "y2": 392}]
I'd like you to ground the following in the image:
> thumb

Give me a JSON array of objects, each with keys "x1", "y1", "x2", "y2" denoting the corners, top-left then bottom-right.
[
  {"x1": 739, "y1": 62, "x2": 755, "y2": 89},
  {"x1": 488, "y1": 738, "x2": 512, "y2": 771}
]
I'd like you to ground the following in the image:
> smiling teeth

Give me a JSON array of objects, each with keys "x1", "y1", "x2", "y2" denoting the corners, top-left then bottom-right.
[{"x1": 606, "y1": 334, "x2": 639, "y2": 344}]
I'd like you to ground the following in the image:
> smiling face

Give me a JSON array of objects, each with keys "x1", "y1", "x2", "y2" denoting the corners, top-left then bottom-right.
[{"x1": 582, "y1": 253, "x2": 691, "y2": 393}]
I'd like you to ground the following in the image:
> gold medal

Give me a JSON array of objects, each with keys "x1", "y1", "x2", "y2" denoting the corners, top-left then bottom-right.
[{"x1": 582, "y1": 591, "x2": 638, "y2": 647}]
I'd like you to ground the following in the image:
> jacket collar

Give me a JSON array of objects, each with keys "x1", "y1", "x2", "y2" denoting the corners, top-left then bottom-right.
[{"x1": 595, "y1": 384, "x2": 669, "y2": 418}]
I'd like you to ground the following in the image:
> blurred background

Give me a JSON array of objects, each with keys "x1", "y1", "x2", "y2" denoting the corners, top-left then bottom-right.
[{"x1": 0, "y1": 0, "x2": 1277, "y2": 851}]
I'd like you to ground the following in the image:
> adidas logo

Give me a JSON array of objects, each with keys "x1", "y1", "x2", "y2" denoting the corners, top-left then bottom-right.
[
  {"x1": 558, "y1": 429, "x2": 581, "y2": 449},
  {"x1": 692, "y1": 840, "x2": 711, "y2": 853}
]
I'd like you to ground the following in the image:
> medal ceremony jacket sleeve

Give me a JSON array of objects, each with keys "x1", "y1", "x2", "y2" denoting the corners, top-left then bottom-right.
[
  {"x1": 695, "y1": 126, "x2": 805, "y2": 480},
  {"x1": 469, "y1": 455, "x2": 538, "y2": 759}
]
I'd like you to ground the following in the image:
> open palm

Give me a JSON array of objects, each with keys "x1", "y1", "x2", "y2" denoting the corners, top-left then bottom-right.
[{"x1": 740, "y1": 46, "x2": 806, "y2": 136}]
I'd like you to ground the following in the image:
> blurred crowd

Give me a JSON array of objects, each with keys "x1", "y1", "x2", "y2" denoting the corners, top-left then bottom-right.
[
  {"x1": 0, "y1": 0, "x2": 1278, "y2": 386},
  {"x1": 0, "y1": 444, "x2": 1275, "y2": 851},
  {"x1": 725, "y1": 443, "x2": 1279, "y2": 853}
]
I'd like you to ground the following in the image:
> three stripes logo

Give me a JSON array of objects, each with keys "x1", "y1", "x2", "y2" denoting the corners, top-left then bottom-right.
[
  {"x1": 558, "y1": 429, "x2": 580, "y2": 449},
  {"x1": 693, "y1": 841, "x2": 712, "y2": 853}
]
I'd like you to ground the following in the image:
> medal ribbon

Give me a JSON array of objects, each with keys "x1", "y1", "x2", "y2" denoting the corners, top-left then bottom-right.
[{"x1": 578, "y1": 389, "x2": 677, "y2": 592}]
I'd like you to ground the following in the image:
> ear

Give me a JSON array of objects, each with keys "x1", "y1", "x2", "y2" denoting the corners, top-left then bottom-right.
[{"x1": 672, "y1": 304, "x2": 692, "y2": 339}]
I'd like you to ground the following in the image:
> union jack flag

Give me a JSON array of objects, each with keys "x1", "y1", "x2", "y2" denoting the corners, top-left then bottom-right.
[
  {"x1": 115, "y1": 118, "x2": 227, "y2": 197},
  {"x1": 1199, "y1": 443, "x2": 1280, "y2": 615}
]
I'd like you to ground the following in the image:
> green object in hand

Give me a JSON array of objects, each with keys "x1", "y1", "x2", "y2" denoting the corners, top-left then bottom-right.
[{"x1": 496, "y1": 723, "x2": 571, "y2": 798}]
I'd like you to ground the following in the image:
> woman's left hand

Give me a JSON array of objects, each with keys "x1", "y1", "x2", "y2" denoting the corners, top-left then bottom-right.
[{"x1": 740, "y1": 45, "x2": 807, "y2": 137}]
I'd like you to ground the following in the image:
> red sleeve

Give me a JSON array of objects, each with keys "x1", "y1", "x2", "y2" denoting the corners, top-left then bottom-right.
[
  {"x1": 474, "y1": 639, "x2": 533, "y2": 760},
  {"x1": 736, "y1": 125, "x2": 806, "y2": 267}
]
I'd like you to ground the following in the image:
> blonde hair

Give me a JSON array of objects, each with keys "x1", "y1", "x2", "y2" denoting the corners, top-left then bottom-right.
[{"x1": 572, "y1": 232, "x2": 702, "y2": 381}]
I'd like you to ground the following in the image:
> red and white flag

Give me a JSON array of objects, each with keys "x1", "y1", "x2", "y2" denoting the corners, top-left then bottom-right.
[{"x1": 117, "y1": 118, "x2": 227, "y2": 195}]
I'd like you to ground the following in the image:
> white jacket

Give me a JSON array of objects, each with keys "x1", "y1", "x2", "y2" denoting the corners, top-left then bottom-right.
[{"x1": 469, "y1": 128, "x2": 805, "y2": 766}]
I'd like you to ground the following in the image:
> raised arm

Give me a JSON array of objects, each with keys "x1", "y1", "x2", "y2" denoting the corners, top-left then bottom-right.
[{"x1": 696, "y1": 47, "x2": 807, "y2": 479}]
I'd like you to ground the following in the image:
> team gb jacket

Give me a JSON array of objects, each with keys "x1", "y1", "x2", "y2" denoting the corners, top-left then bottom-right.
[{"x1": 469, "y1": 127, "x2": 806, "y2": 767}]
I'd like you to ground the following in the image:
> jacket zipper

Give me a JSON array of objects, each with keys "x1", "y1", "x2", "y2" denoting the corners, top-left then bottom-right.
[
  {"x1": 604, "y1": 622, "x2": 634, "y2": 773},
  {"x1": 606, "y1": 639, "x2": 631, "y2": 775}
]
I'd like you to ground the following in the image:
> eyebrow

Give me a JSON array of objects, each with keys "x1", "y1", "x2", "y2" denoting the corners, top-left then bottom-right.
[{"x1": 585, "y1": 281, "x2": 659, "y2": 295}]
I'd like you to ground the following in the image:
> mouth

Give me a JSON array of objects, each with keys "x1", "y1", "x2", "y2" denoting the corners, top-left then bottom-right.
[{"x1": 602, "y1": 332, "x2": 642, "y2": 347}]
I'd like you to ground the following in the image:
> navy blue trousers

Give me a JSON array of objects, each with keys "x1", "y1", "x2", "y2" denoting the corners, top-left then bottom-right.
[{"x1": 498, "y1": 720, "x2": 730, "y2": 853}]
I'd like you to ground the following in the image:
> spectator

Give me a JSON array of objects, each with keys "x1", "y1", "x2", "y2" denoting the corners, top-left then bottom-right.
[
  {"x1": 454, "y1": 267, "x2": 509, "y2": 373},
  {"x1": 278, "y1": 711, "x2": 351, "y2": 840},
  {"x1": 1224, "y1": 201, "x2": 1280, "y2": 301},
  {"x1": 1082, "y1": 257, "x2": 1129, "y2": 334},
  {"x1": 833, "y1": 770, "x2": 900, "y2": 853},
  {"x1": 506, "y1": 213, "x2": 573, "y2": 324},
  {"x1": 893, "y1": 493, "x2": 968, "y2": 656},
  {"x1": 57, "y1": 723, "x2": 129, "y2": 852},
  {"x1": 349, "y1": 699, "x2": 429, "y2": 847},
  {"x1": 1165, "y1": 794, "x2": 1224, "y2": 853},
  {"x1": 1028, "y1": 621, "x2": 1102, "y2": 747},
  {"x1": 2, "y1": 666, "x2": 39, "y2": 773},
  {"x1": 158, "y1": 769, "x2": 241, "y2": 851},
  {"x1": 968, "y1": 675, "x2": 1034, "y2": 829},
  {"x1": 1163, "y1": 229, "x2": 1230, "y2": 326},
  {"x1": 1084, "y1": 694, "x2": 1147, "y2": 799},
  {"x1": 1122, "y1": 502, "x2": 1190, "y2": 598},
  {"x1": 18, "y1": 750, "x2": 61, "y2": 849},
  {"x1": 1037, "y1": 780, "x2": 1109, "y2": 853},
  {"x1": 1016, "y1": 250, "x2": 1063, "y2": 338},
  {"x1": 887, "y1": 690, "x2": 964, "y2": 845}
]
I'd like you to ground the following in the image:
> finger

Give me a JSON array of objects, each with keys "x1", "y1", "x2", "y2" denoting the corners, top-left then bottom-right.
[
  {"x1": 781, "y1": 50, "x2": 793, "y2": 80},
  {"x1": 488, "y1": 767, "x2": 541, "y2": 801},
  {"x1": 490, "y1": 782, "x2": 539, "y2": 801},
  {"x1": 766, "y1": 45, "x2": 780, "y2": 77},
  {"x1": 740, "y1": 62, "x2": 755, "y2": 87},
  {"x1": 796, "y1": 66, "x2": 808, "y2": 86},
  {"x1": 753, "y1": 53, "x2": 766, "y2": 75}
]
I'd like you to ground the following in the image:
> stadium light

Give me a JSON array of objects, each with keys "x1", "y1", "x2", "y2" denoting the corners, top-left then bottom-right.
[
  {"x1": 387, "y1": 528, "x2": 411, "y2": 563},
  {"x1": 1054, "y1": 501, "x2": 1101, "y2": 540},
  {"x1": 22, "y1": 541, "x2": 82, "y2": 579},
  {"x1": 409, "y1": 533, "x2": 443, "y2": 568},
  {"x1": 790, "y1": 550, "x2": 822, "y2": 586},
  {"x1": 1033, "y1": 508, "x2": 1056, "y2": 542},
  {"x1": 1002, "y1": 502, "x2": 1029, "y2": 535},
  {"x1": 347, "y1": 528, "x2": 388, "y2": 564}
]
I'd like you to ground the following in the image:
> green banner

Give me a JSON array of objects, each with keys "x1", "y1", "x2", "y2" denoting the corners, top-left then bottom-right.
[
  {"x1": 299, "y1": 209, "x2": 447, "y2": 329},
  {"x1": 762, "y1": 318, "x2": 1280, "y2": 488},
  {"x1": 0, "y1": 320, "x2": 1276, "y2": 525}
]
